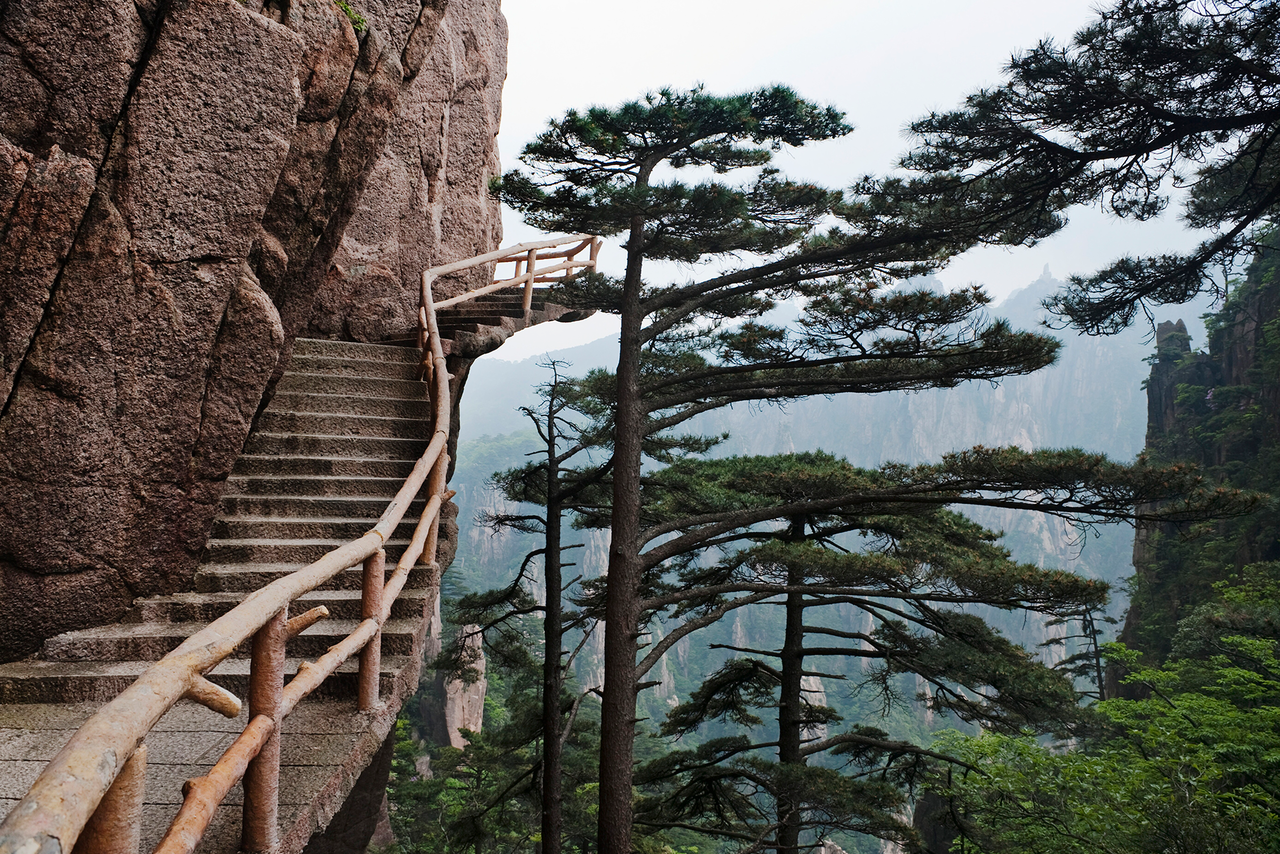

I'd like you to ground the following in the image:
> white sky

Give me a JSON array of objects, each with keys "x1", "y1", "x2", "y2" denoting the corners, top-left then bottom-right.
[{"x1": 488, "y1": 0, "x2": 1205, "y2": 361}]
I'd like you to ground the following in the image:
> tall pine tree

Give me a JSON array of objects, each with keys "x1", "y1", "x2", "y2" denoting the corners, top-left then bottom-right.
[{"x1": 495, "y1": 86, "x2": 1254, "y2": 853}]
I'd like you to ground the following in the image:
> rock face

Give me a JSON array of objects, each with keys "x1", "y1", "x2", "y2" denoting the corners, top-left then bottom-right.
[
  {"x1": 0, "y1": 0, "x2": 506, "y2": 661},
  {"x1": 1119, "y1": 257, "x2": 1280, "y2": 678}
]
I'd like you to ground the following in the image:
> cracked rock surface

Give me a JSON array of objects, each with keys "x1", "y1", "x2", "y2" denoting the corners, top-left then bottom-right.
[{"x1": 0, "y1": 0, "x2": 506, "y2": 661}]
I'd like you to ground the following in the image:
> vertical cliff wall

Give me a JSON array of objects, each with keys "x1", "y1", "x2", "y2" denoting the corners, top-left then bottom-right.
[
  {"x1": 0, "y1": 0, "x2": 506, "y2": 661},
  {"x1": 1122, "y1": 249, "x2": 1280, "y2": 663}
]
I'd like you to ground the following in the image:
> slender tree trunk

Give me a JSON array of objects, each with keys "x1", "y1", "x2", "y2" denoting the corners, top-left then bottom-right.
[
  {"x1": 542, "y1": 407, "x2": 565, "y2": 854},
  {"x1": 776, "y1": 564, "x2": 806, "y2": 854},
  {"x1": 598, "y1": 205, "x2": 649, "y2": 854}
]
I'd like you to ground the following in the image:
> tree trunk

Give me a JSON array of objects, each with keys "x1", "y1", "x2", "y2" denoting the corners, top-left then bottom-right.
[
  {"x1": 542, "y1": 411, "x2": 564, "y2": 854},
  {"x1": 598, "y1": 206, "x2": 649, "y2": 854},
  {"x1": 776, "y1": 565, "x2": 806, "y2": 854}
]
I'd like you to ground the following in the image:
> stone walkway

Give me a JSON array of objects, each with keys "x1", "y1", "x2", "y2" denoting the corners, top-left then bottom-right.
[
  {"x1": 0, "y1": 696, "x2": 402, "y2": 853},
  {"x1": 0, "y1": 293, "x2": 585, "y2": 851}
]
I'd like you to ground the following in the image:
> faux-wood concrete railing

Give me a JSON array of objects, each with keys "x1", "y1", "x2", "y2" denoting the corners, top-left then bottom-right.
[
  {"x1": 0, "y1": 234, "x2": 600, "y2": 854},
  {"x1": 417, "y1": 234, "x2": 601, "y2": 373}
]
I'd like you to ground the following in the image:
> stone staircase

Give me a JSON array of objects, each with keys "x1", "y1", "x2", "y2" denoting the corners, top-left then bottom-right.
[
  {"x1": 0, "y1": 288, "x2": 584, "y2": 852},
  {"x1": 410, "y1": 286, "x2": 592, "y2": 358},
  {"x1": 0, "y1": 338, "x2": 432, "y2": 706},
  {"x1": 0, "y1": 337, "x2": 435, "y2": 852}
]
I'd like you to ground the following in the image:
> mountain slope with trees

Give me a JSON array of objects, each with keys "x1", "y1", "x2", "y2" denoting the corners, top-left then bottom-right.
[{"x1": 392, "y1": 1, "x2": 1280, "y2": 849}]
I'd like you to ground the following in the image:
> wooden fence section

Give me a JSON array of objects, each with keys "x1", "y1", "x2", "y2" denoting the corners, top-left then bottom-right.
[{"x1": 0, "y1": 234, "x2": 600, "y2": 854}]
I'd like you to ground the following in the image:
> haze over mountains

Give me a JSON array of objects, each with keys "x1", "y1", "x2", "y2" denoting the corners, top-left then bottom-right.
[
  {"x1": 446, "y1": 271, "x2": 1212, "y2": 723},
  {"x1": 457, "y1": 270, "x2": 1209, "y2": 586}
]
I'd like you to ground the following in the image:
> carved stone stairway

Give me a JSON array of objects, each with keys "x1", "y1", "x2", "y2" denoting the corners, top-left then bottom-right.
[
  {"x1": 407, "y1": 286, "x2": 593, "y2": 358},
  {"x1": 0, "y1": 337, "x2": 436, "y2": 852},
  {"x1": 0, "y1": 287, "x2": 585, "y2": 853}
]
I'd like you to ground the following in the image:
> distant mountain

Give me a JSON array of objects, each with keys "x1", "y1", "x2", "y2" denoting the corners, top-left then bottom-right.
[
  {"x1": 457, "y1": 271, "x2": 1205, "y2": 584},
  {"x1": 447, "y1": 271, "x2": 1214, "y2": 724}
]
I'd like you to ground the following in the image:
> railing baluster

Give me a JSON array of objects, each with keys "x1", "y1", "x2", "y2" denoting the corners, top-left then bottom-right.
[
  {"x1": 424, "y1": 452, "x2": 450, "y2": 570},
  {"x1": 72, "y1": 743, "x2": 146, "y2": 854},
  {"x1": 242, "y1": 607, "x2": 287, "y2": 853},
  {"x1": 523, "y1": 247, "x2": 538, "y2": 314},
  {"x1": 359, "y1": 549, "x2": 386, "y2": 710}
]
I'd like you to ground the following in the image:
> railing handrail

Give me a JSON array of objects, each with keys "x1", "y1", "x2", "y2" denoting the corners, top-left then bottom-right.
[
  {"x1": 428, "y1": 233, "x2": 601, "y2": 313},
  {"x1": 0, "y1": 233, "x2": 601, "y2": 854}
]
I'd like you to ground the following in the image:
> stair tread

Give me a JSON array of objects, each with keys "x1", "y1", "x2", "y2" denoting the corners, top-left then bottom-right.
[
  {"x1": 0, "y1": 656, "x2": 415, "y2": 678},
  {"x1": 235, "y1": 454, "x2": 424, "y2": 463},
  {"x1": 267, "y1": 391, "x2": 430, "y2": 403},
  {"x1": 47, "y1": 617, "x2": 421, "y2": 642},
  {"x1": 205, "y1": 537, "x2": 414, "y2": 546},
  {"x1": 226, "y1": 476, "x2": 409, "y2": 486},
  {"x1": 260, "y1": 411, "x2": 424, "y2": 424},
  {"x1": 250, "y1": 431, "x2": 427, "y2": 441},
  {"x1": 229, "y1": 474, "x2": 408, "y2": 481},
  {"x1": 140, "y1": 588, "x2": 432, "y2": 605},
  {"x1": 213, "y1": 514, "x2": 414, "y2": 523}
]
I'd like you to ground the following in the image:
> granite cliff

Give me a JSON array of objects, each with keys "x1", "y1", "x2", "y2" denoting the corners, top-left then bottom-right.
[
  {"x1": 1122, "y1": 248, "x2": 1280, "y2": 665},
  {"x1": 0, "y1": 0, "x2": 506, "y2": 661}
]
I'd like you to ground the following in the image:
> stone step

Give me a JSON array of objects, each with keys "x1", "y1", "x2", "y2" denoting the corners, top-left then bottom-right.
[
  {"x1": 243, "y1": 433, "x2": 428, "y2": 461},
  {"x1": 291, "y1": 337, "x2": 419, "y2": 364},
  {"x1": 219, "y1": 494, "x2": 426, "y2": 519},
  {"x1": 225, "y1": 475, "x2": 411, "y2": 498},
  {"x1": 0, "y1": 656, "x2": 412, "y2": 705},
  {"x1": 472, "y1": 290, "x2": 551, "y2": 304},
  {"x1": 41, "y1": 618, "x2": 422, "y2": 662},
  {"x1": 437, "y1": 314, "x2": 518, "y2": 327},
  {"x1": 264, "y1": 391, "x2": 433, "y2": 420},
  {"x1": 435, "y1": 323, "x2": 486, "y2": 335},
  {"x1": 273, "y1": 373, "x2": 428, "y2": 399},
  {"x1": 256, "y1": 411, "x2": 428, "y2": 440},
  {"x1": 194, "y1": 564, "x2": 368, "y2": 593},
  {"x1": 210, "y1": 515, "x2": 421, "y2": 541},
  {"x1": 443, "y1": 306, "x2": 527, "y2": 319},
  {"x1": 286, "y1": 353, "x2": 422, "y2": 380},
  {"x1": 125, "y1": 587, "x2": 434, "y2": 624},
  {"x1": 231, "y1": 456, "x2": 419, "y2": 479},
  {"x1": 204, "y1": 538, "x2": 414, "y2": 566}
]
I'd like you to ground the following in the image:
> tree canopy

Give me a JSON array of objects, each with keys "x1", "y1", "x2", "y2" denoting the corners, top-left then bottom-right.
[
  {"x1": 878, "y1": 0, "x2": 1280, "y2": 333},
  {"x1": 935, "y1": 563, "x2": 1280, "y2": 854},
  {"x1": 490, "y1": 81, "x2": 1260, "y2": 854}
]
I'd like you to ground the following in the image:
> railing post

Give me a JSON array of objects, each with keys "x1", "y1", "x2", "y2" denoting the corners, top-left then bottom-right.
[
  {"x1": 243, "y1": 607, "x2": 287, "y2": 853},
  {"x1": 423, "y1": 453, "x2": 450, "y2": 566},
  {"x1": 71, "y1": 743, "x2": 146, "y2": 854},
  {"x1": 359, "y1": 549, "x2": 386, "y2": 710},
  {"x1": 522, "y1": 248, "x2": 537, "y2": 314}
]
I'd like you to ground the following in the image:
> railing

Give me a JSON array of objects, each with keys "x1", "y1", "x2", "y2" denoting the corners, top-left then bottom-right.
[
  {"x1": 0, "y1": 234, "x2": 599, "y2": 854},
  {"x1": 417, "y1": 234, "x2": 601, "y2": 370}
]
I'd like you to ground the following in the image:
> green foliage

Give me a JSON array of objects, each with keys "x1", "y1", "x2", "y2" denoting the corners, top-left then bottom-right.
[
  {"x1": 1130, "y1": 242, "x2": 1280, "y2": 656},
  {"x1": 409, "y1": 7, "x2": 1280, "y2": 849},
  {"x1": 387, "y1": 641, "x2": 605, "y2": 853},
  {"x1": 629, "y1": 503, "x2": 1125, "y2": 849},
  {"x1": 490, "y1": 73, "x2": 1265, "y2": 853},
  {"x1": 333, "y1": 0, "x2": 366, "y2": 33},
  {"x1": 495, "y1": 87, "x2": 849, "y2": 262},
  {"x1": 881, "y1": 0, "x2": 1280, "y2": 333},
  {"x1": 933, "y1": 566, "x2": 1280, "y2": 853}
]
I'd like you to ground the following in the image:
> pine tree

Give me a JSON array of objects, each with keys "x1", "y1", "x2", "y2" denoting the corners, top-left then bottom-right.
[
  {"x1": 495, "y1": 85, "x2": 1256, "y2": 854},
  {"x1": 634, "y1": 509, "x2": 1109, "y2": 851},
  {"x1": 437, "y1": 363, "x2": 605, "y2": 854},
  {"x1": 484, "y1": 362, "x2": 604, "y2": 854},
  {"x1": 883, "y1": 0, "x2": 1280, "y2": 334}
]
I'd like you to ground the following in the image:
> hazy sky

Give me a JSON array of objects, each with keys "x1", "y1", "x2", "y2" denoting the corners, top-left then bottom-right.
[{"x1": 489, "y1": 0, "x2": 1205, "y2": 360}]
